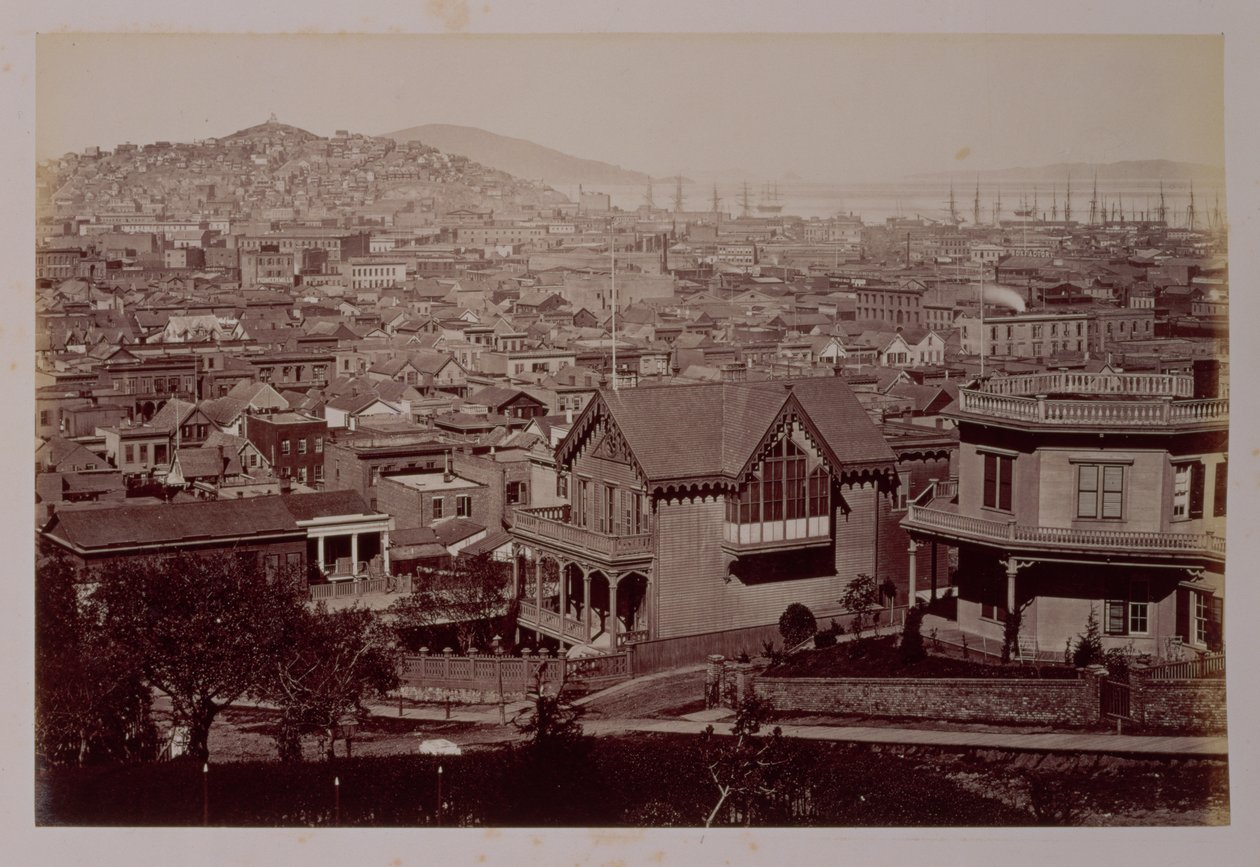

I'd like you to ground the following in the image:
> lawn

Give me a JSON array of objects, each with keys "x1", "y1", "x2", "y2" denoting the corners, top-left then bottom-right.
[{"x1": 765, "y1": 635, "x2": 1078, "y2": 679}]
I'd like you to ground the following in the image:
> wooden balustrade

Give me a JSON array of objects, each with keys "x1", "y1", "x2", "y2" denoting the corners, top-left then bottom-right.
[
  {"x1": 905, "y1": 503, "x2": 1225, "y2": 559},
  {"x1": 308, "y1": 574, "x2": 413, "y2": 602},
  {"x1": 513, "y1": 507, "x2": 653, "y2": 562},
  {"x1": 980, "y1": 372, "x2": 1193, "y2": 398},
  {"x1": 958, "y1": 387, "x2": 1227, "y2": 427}
]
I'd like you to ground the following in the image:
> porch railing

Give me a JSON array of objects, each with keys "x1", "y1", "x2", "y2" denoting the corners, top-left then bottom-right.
[
  {"x1": 309, "y1": 574, "x2": 413, "y2": 602},
  {"x1": 905, "y1": 501, "x2": 1225, "y2": 560},
  {"x1": 512, "y1": 507, "x2": 654, "y2": 562}
]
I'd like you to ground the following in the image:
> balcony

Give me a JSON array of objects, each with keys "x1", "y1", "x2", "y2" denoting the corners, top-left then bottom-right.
[
  {"x1": 953, "y1": 372, "x2": 1227, "y2": 431},
  {"x1": 903, "y1": 480, "x2": 1226, "y2": 564},
  {"x1": 511, "y1": 506, "x2": 654, "y2": 568}
]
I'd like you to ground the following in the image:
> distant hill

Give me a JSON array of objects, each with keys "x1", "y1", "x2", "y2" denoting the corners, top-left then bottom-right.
[
  {"x1": 911, "y1": 160, "x2": 1225, "y2": 183},
  {"x1": 383, "y1": 124, "x2": 651, "y2": 186}
]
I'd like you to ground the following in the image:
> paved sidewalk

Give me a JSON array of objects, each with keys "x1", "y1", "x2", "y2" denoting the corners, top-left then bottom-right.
[
  {"x1": 578, "y1": 717, "x2": 1228, "y2": 757},
  {"x1": 358, "y1": 697, "x2": 1227, "y2": 758}
]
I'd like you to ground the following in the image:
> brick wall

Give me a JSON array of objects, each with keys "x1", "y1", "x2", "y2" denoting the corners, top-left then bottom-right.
[
  {"x1": 753, "y1": 675, "x2": 1101, "y2": 727},
  {"x1": 1133, "y1": 678, "x2": 1227, "y2": 734}
]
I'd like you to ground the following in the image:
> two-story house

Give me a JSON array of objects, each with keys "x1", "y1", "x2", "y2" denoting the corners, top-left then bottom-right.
[
  {"x1": 901, "y1": 369, "x2": 1227, "y2": 659},
  {"x1": 508, "y1": 376, "x2": 904, "y2": 653}
]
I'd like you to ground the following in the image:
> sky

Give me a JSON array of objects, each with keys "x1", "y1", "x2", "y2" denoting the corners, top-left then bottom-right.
[{"x1": 36, "y1": 33, "x2": 1224, "y2": 183}]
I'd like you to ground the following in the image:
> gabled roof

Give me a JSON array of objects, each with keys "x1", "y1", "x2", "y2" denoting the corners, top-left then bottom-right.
[
  {"x1": 561, "y1": 377, "x2": 895, "y2": 489},
  {"x1": 433, "y1": 517, "x2": 486, "y2": 546}
]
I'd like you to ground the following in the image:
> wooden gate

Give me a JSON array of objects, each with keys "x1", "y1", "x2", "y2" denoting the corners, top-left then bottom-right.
[{"x1": 1100, "y1": 678, "x2": 1132, "y2": 722}]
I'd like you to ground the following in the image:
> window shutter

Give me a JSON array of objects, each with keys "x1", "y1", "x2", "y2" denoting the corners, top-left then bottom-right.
[
  {"x1": 1105, "y1": 599, "x2": 1127, "y2": 635},
  {"x1": 1175, "y1": 586, "x2": 1190, "y2": 642},
  {"x1": 983, "y1": 453, "x2": 996, "y2": 508},
  {"x1": 1189, "y1": 462, "x2": 1205, "y2": 519},
  {"x1": 1213, "y1": 462, "x2": 1227, "y2": 517},
  {"x1": 1102, "y1": 465, "x2": 1124, "y2": 518},
  {"x1": 998, "y1": 456, "x2": 1013, "y2": 512}
]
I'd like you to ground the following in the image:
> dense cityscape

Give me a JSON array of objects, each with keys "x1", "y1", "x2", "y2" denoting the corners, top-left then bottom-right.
[{"x1": 34, "y1": 112, "x2": 1229, "y2": 828}]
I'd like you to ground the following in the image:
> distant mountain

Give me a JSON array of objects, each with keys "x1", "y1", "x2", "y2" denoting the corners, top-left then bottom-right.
[
  {"x1": 911, "y1": 159, "x2": 1225, "y2": 183},
  {"x1": 383, "y1": 124, "x2": 651, "y2": 186}
]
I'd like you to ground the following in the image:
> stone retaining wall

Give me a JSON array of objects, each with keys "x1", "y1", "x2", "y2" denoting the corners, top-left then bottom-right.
[{"x1": 752, "y1": 675, "x2": 1102, "y2": 727}]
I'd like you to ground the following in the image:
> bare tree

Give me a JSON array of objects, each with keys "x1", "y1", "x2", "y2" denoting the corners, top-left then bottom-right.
[
  {"x1": 259, "y1": 604, "x2": 398, "y2": 761},
  {"x1": 388, "y1": 553, "x2": 510, "y2": 651}
]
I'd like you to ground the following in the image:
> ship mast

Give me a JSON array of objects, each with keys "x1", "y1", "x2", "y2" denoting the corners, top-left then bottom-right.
[
  {"x1": 1089, "y1": 171, "x2": 1099, "y2": 226},
  {"x1": 1051, "y1": 184, "x2": 1058, "y2": 222},
  {"x1": 740, "y1": 181, "x2": 751, "y2": 218},
  {"x1": 973, "y1": 176, "x2": 981, "y2": 227},
  {"x1": 644, "y1": 179, "x2": 655, "y2": 210},
  {"x1": 1064, "y1": 171, "x2": 1072, "y2": 223},
  {"x1": 992, "y1": 185, "x2": 1001, "y2": 225},
  {"x1": 1186, "y1": 182, "x2": 1197, "y2": 230},
  {"x1": 1157, "y1": 180, "x2": 1168, "y2": 224},
  {"x1": 673, "y1": 174, "x2": 685, "y2": 213}
]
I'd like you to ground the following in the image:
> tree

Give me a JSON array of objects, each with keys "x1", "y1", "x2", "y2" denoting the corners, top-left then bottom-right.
[
  {"x1": 258, "y1": 603, "x2": 399, "y2": 761},
  {"x1": 839, "y1": 573, "x2": 884, "y2": 647},
  {"x1": 699, "y1": 691, "x2": 800, "y2": 827},
  {"x1": 388, "y1": 553, "x2": 510, "y2": 652},
  {"x1": 92, "y1": 552, "x2": 306, "y2": 763},
  {"x1": 1068, "y1": 607, "x2": 1105, "y2": 669},
  {"x1": 899, "y1": 602, "x2": 927, "y2": 665},
  {"x1": 35, "y1": 552, "x2": 156, "y2": 767},
  {"x1": 778, "y1": 603, "x2": 817, "y2": 649}
]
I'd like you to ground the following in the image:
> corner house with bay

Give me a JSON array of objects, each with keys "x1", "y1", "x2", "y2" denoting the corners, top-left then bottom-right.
[{"x1": 901, "y1": 367, "x2": 1227, "y2": 659}]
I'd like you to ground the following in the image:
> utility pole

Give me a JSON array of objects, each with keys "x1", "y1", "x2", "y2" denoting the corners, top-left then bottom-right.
[{"x1": 610, "y1": 225, "x2": 618, "y2": 391}]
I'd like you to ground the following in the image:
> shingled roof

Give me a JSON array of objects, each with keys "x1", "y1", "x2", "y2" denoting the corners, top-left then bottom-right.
[
  {"x1": 569, "y1": 377, "x2": 895, "y2": 488},
  {"x1": 42, "y1": 490, "x2": 376, "y2": 554}
]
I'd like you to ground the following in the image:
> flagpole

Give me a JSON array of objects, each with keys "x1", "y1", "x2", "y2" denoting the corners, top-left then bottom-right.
[{"x1": 610, "y1": 225, "x2": 618, "y2": 392}]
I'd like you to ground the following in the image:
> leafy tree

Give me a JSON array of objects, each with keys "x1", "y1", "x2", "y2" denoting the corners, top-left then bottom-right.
[
  {"x1": 699, "y1": 691, "x2": 800, "y2": 827},
  {"x1": 778, "y1": 603, "x2": 817, "y2": 648},
  {"x1": 258, "y1": 604, "x2": 399, "y2": 761},
  {"x1": 839, "y1": 573, "x2": 884, "y2": 646},
  {"x1": 1001, "y1": 607, "x2": 1022, "y2": 664},
  {"x1": 388, "y1": 553, "x2": 510, "y2": 652},
  {"x1": 92, "y1": 552, "x2": 306, "y2": 763},
  {"x1": 35, "y1": 552, "x2": 156, "y2": 767}
]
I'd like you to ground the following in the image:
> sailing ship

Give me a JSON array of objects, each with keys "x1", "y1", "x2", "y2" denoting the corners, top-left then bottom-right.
[{"x1": 756, "y1": 182, "x2": 784, "y2": 214}]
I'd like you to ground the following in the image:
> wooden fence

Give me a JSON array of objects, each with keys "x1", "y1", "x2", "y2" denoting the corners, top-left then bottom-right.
[
  {"x1": 399, "y1": 649, "x2": 633, "y2": 699},
  {"x1": 1142, "y1": 653, "x2": 1225, "y2": 681}
]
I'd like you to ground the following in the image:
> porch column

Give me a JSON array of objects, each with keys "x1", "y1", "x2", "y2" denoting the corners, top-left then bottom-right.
[
  {"x1": 1006, "y1": 558, "x2": 1019, "y2": 615},
  {"x1": 907, "y1": 539, "x2": 919, "y2": 606},
  {"x1": 609, "y1": 574, "x2": 620, "y2": 649},
  {"x1": 930, "y1": 541, "x2": 938, "y2": 601},
  {"x1": 381, "y1": 528, "x2": 391, "y2": 575},
  {"x1": 644, "y1": 572, "x2": 654, "y2": 640},
  {"x1": 559, "y1": 560, "x2": 569, "y2": 619},
  {"x1": 534, "y1": 556, "x2": 543, "y2": 612},
  {"x1": 317, "y1": 535, "x2": 326, "y2": 573},
  {"x1": 510, "y1": 547, "x2": 520, "y2": 600},
  {"x1": 582, "y1": 569, "x2": 592, "y2": 643},
  {"x1": 350, "y1": 533, "x2": 360, "y2": 573}
]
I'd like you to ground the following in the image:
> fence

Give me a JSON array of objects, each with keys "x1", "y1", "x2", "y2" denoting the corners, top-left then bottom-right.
[
  {"x1": 1141, "y1": 653, "x2": 1225, "y2": 681},
  {"x1": 1100, "y1": 679, "x2": 1132, "y2": 722},
  {"x1": 397, "y1": 649, "x2": 633, "y2": 703}
]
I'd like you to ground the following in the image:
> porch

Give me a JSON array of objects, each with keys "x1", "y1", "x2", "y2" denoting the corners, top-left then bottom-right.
[
  {"x1": 511, "y1": 546, "x2": 653, "y2": 650},
  {"x1": 299, "y1": 512, "x2": 395, "y2": 581}
]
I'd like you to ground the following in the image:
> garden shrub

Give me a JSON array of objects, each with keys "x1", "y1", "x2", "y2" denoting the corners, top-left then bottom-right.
[{"x1": 778, "y1": 604, "x2": 817, "y2": 649}]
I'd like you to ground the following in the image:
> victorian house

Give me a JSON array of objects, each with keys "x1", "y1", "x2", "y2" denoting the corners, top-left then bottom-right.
[
  {"x1": 509, "y1": 376, "x2": 921, "y2": 652},
  {"x1": 901, "y1": 369, "x2": 1227, "y2": 659}
]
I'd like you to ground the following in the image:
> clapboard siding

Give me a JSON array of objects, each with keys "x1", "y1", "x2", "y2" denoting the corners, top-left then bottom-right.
[
  {"x1": 655, "y1": 493, "x2": 870, "y2": 639},
  {"x1": 834, "y1": 481, "x2": 877, "y2": 580}
]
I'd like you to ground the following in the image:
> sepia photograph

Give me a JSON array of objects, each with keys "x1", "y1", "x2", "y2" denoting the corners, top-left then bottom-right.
[{"x1": 13, "y1": 2, "x2": 1260, "y2": 861}]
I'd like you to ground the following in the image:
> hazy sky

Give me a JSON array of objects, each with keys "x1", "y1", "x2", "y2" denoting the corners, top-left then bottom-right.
[{"x1": 37, "y1": 33, "x2": 1224, "y2": 182}]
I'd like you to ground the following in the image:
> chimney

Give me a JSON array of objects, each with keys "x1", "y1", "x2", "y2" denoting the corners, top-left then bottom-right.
[{"x1": 565, "y1": 407, "x2": 573, "y2": 424}]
